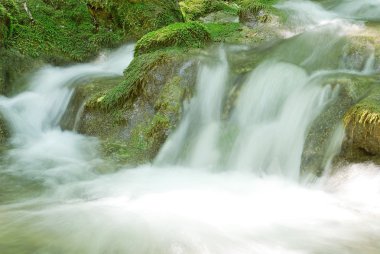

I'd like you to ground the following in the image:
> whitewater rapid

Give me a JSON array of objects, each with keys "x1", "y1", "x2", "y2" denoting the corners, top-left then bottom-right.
[{"x1": 1, "y1": 1, "x2": 380, "y2": 253}]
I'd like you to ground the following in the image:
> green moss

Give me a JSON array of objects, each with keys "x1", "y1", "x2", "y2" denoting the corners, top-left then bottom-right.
[
  {"x1": 239, "y1": 0, "x2": 280, "y2": 23},
  {"x1": 0, "y1": 48, "x2": 41, "y2": 95},
  {"x1": 180, "y1": 0, "x2": 239, "y2": 21},
  {"x1": 135, "y1": 22, "x2": 211, "y2": 56},
  {"x1": 86, "y1": 48, "x2": 191, "y2": 111},
  {"x1": 344, "y1": 87, "x2": 380, "y2": 126},
  {"x1": 239, "y1": 0, "x2": 278, "y2": 12},
  {"x1": 7, "y1": 0, "x2": 124, "y2": 63},
  {"x1": 0, "y1": 0, "x2": 19, "y2": 47},
  {"x1": 87, "y1": 0, "x2": 183, "y2": 39},
  {"x1": 204, "y1": 22, "x2": 241, "y2": 42},
  {"x1": 100, "y1": 76, "x2": 186, "y2": 165}
]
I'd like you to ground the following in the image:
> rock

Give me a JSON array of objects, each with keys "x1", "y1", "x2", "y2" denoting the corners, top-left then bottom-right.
[
  {"x1": 134, "y1": 22, "x2": 211, "y2": 56},
  {"x1": 87, "y1": 0, "x2": 184, "y2": 39},
  {"x1": 301, "y1": 76, "x2": 373, "y2": 175},
  {"x1": 342, "y1": 80, "x2": 380, "y2": 162},
  {"x1": 69, "y1": 49, "x2": 198, "y2": 165},
  {"x1": 0, "y1": 49, "x2": 41, "y2": 95},
  {"x1": 180, "y1": 0, "x2": 239, "y2": 22},
  {"x1": 238, "y1": 1, "x2": 276, "y2": 27},
  {"x1": 199, "y1": 10, "x2": 239, "y2": 24},
  {"x1": 60, "y1": 77, "x2": 124, "y2": 131}
]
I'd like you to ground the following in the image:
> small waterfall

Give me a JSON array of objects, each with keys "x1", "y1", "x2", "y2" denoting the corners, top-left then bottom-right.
[
  {"x1": 1, "y1": 1, "x2": 380, "y2": 253},
  {"x1": 227, "y1": 61, "x2": 337, "y2": 179},
  {"x1": 0, "y1": 44, "x2": 135, "y2": 184},
  {"x1": 155, "y1": 49, "x2": 229, "y2": 167}
]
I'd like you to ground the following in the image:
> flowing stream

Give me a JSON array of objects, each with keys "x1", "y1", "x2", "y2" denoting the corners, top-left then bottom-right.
[{"x1": 1, "y1": 1, "x2": 380, "y2": 253}]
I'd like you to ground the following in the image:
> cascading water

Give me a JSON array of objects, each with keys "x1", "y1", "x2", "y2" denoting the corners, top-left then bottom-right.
[{"x1": 1, "y1": 1, "x2": 380, "y2": 253}]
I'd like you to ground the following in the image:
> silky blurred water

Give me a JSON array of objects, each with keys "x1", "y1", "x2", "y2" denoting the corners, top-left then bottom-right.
[{"x1": 1, "y1": 1, "x2": 380, "y2": 253}]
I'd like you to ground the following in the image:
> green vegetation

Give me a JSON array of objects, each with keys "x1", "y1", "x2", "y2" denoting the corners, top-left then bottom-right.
[
  {"x1": 87, "y1": 0, "x2": 183, "y2": 39},
  {"x1": 239, "y1": 0, "x2": 280, "y2": 23},
  {"x1": 135, "y1": 22, "x2": 211, "y2": 56},
  {"x1": 344, "y1": 87, "x2": 380, "y2": 127},
  {"x1": 204, "y1": 22, "x2": 242, "y2": 42},
  {"x1": 88, "y1": 48, "x2": 192, "y2": 111},
  {"x1": 180, "y1": 0, "x2": 239, "y2": 21},
  {"x1": 0, "y1": 0, "x2": 19, "y2": 48},
  {"x1": 1, "y1": 0, "x2": 183, "y2": 64},
  {"x1": 80, "y1": 52, "x2": 194, "y2": 165},
  {"x1": 7, "y1": 0, "x2": 123, "y2": 63}
]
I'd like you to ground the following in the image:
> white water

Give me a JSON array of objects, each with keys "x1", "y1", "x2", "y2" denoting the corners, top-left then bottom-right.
[
  {"x1": 1, "y1": 1, "x2": 380, "y2": 253},
  {"x1": 0, "y1": 45, "x2": 134, "y2": 184}
]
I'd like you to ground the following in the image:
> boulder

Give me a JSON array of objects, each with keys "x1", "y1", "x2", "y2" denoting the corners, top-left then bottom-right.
[
  {"x1": 66, "y1": 49, "x2": 198, "y2": 165},
  {"x1": 87, "y1": 0, "x2": 184, "y2": 39},
  {"x1": 134, "y1": 22, "x2": 211, "y2": 56}
]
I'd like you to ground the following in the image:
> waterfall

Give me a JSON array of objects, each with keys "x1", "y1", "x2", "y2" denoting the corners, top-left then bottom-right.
[
  {"x1": 0, "y1": 44, "x2": 135, "y2": 184},
  {"x1": 1, "y1": 1, "x2": 380, "y2": 253}
]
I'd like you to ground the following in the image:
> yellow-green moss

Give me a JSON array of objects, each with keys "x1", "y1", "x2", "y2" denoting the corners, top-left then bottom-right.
[
  {"x1": 134, "y1": 22, "x2": 211, "y2": 56},
  {"x1": 0, "y1": 0, "x2": 19, "y2": 47},
  {"x1": 87, "y1": 0, "x2": 184, "y2": 39},
  {"x1": 87, "y1": 48, "x2": 194, "y2": 112},
  {"x1": 180, "y1": 0, "x2": 239, "y2": 21},
  {"x1": 204, "y1": 22, "x2": 241, "y2": 42},
  {"x1": 9, "y1": 0, "x2": 125, "y2": 63},
  {"x1": 344, "y1": 89, "x2": 380, "y2": 127},
  {"x1": 239, "y1": 0, "x2": 280, "y2": 23}
]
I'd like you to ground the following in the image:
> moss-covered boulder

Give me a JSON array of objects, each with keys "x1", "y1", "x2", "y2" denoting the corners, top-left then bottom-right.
[
  {"x1": 239, "y1": 0, "x2": 279, "y2": 26},
  {"x1": 0, "y1": 0, "x2": 126, "y2": 95},
  {"x1": 87, "y1": 0, "x2": 184, "y2": 39},
  {"x1": 301, "y1": 75, "x2": 376, "y2": 176},
  {"x1": 0, "y1": 113, "x2": 10, "y2": 147},
  {"x1": 342, "y1": 82, "x2": 380, "y2": 162},
  {"x1": 0, "y1": 1, "x2": 17, "y2": 47},
  {"x1": 8, "y1": 0, "x2": 124, "y2": 63},
  {"x1": 60, "y1": 77, "x2": 124, "y2": 131},
  {"x1": 66, "y1": 49, "x2": 198, "y2": 165},
  {"x1": 180, "y1": 0, "x2": 239, "y2": 22},
  {"x1": 134, "y1": 22, "x2": 211, "y2": 56}
]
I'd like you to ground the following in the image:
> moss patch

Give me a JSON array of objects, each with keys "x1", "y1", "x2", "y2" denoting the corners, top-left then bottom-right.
[
  {"x1": 204, "y1": 22, "x2": 244, "y2": 43},
  {"x1": 239, "y1": 0, "x2": 280, "y2": 24},
  {"x1": 87, "y1": 0, "x2": 184, "y2": 39},
  {"x1": 7, "y1": 0, "x2": 124, "y2": 63},
  {"x1": 180, "y1": 0, "x2": 239, "y2": 21},
  {"x1": 134, "y1": 22, "x2": 211, "y2": 56},
  {"x1": 78, "y1": 52, "x2": 196, "y2": 165},
  {"x1": 0, "y1": 0, "x2": 19, "y2": 48},
  {"x1": 87, "y1": 48, "x2": 195, "y2": 112},
  {"x1": 344, "y1": 86, "x2": 380, "y2": 127}
]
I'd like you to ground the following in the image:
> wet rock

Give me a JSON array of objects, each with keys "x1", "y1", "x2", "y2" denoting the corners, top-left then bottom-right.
[
  {"x1": 67, "y1": 49, "x2": 198, "y2": 165},
  {"x1": 180, "y1": 0, "x2": 239, "y2": 22},
  {"x1": 0, "y1": 49, "x2": 41, "y2": 95},
  {"x1": 341, "y1": 77, "x2": 380, "y2": 162},
  {"x1": 301, "y1": 75, "x2": 378, "y2": 175},
  {"x1": 134, "y1": 22, "x2": 211, "y2": 56},
  {"x1": 87, "y1": 0, "x2": 184, "y2": 39},
  {"x1": 60, "y1": 77, "x2": 124, "y2": 131}
]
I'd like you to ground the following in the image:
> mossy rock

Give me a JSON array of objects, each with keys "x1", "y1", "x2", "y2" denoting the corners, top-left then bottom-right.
[
  {"x1": 87, "y1": 0, "x2": 184, "y2": 39},
  {"x1": 60, "y1": 76, "x2": 124, "y2": 131},
  {"x1": 301, "y1": 75, "x2": 374, "y2": 176},
  {"x1": 134, "y1": 22, "x2": 211, "y2": 56},
  {"x1": 74, "y1": 49, "x2": 198, "y2": 165},
  {"x1": 0, "y1": 0, "x2": 19, "y2": 47},
  {"x1": 342, "y1": 79, "x2": 380, "y2": 157},
  {"x1": 180, "y1": 0, "x2": 239, "y2": 21},
  {"x1": 0, "y1": 48, "x2": 42, "y2": 95},
  {"x1": 0, "y1": 113, "x2": 10, "y2": 146},
  {"x1": 89, "y1": 48, "x2": 196, "y2": 111},
  {"x1": 4, "y1": 0, "x2": 124, "y2": 64},
  {"x1": 238, "y1": 0, "x2": 279, "y2": 26}
]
